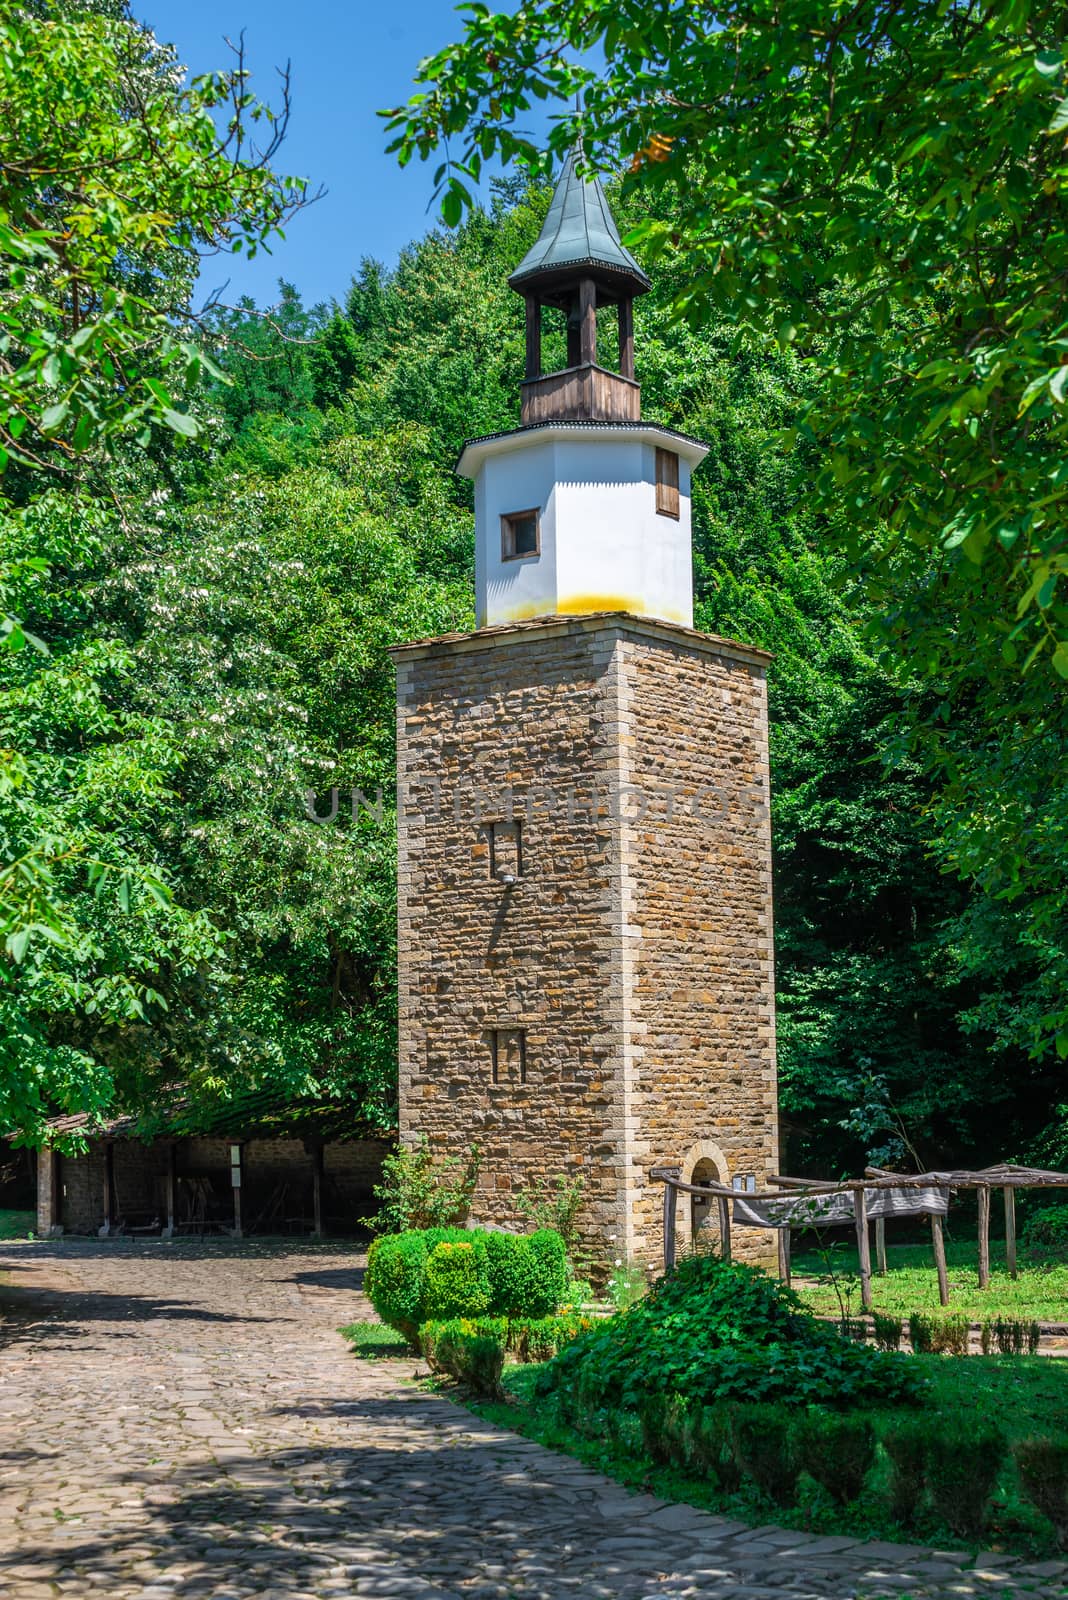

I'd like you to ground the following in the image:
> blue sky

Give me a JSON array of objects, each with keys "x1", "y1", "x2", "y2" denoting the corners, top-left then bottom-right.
[{"x1": 144, "y1": 0, "x2": 551, "y2": 313}]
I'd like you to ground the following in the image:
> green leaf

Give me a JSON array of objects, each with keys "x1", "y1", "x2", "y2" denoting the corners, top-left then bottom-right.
[
  {"x1": 162, "y1": 408, "x2": 198, "y2": 438},
  {"x1": 40, "y1": 401, "x2": 69, "y2": 432},
  {"x1": 1052, "y1": 642, "x2": 1068, "y2": 679}
]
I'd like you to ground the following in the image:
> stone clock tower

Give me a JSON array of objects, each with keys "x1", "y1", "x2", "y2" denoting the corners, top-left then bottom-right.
[{"x1": 389, "y1": 154, "x2": 778, "y2": 1266}]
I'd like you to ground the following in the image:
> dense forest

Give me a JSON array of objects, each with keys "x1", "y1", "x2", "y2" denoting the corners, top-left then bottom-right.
[{"x1": 2, "y1": 0, "x2": 1065, "y2": 1177}]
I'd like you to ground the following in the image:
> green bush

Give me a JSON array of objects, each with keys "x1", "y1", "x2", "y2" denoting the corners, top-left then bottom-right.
[
  {"x1": 639, "y1": 1392, "x2": 691, "y2": 1468},
  {"x1": 364, "y1": 1135, "x2": 481, "y2": 1234},
  {"x1": 728, "y1": 1403, "x2": 800, "y2": 1507},
  {"x1": 1022, "y1": 1202, "x2": 1068, "y2": 1260},
  {"x1": 929, "y1": 1315, "x2": 970, "y2": 1356},
  {"x1": 1014, "y1": 1437, "x2": 1068, "y2": 1549},
  {"x1": 421, "y1": 1317, "x2": 506, "y2": 1396},
  {"x1": 926, "y1": 1420, "x2": 1006, "y2": 1539},
  {"x1": 484, "y1": 1228, "x2": 567, "y2": 1317},
  {"x1": 909, "y1": 1314, "x2": 935, "y2": 1354},
  {"x1": 538, "y1": 1253, "x2": 917, "y2": 1417},
  {"x1": 688, "y1": 1405, "x2": 742, "y2": 1491},
  {"x1": 795, "y1": 1413, "x2": 875, "y2": 1505},
  {"x1": 980, "y1": 1317, "x2": 1042, "y2": 1356},
  {"x1": 872, "y1": 1313, "x2": 904, "y2": 1351},
  {"x1": 883, "y1": 1417, "x2": 930, "y2": 1526},
  {"x1": 365, "y1": 1226, "x2": 568, "y2": 1341},
  {"x1": 424, "y1": 1240, "x2": 492, "y2": 1319},
  {"x1": 508, "y1": 1312, "x2": 594, "y2": 1362},
  {"x1": 365, "y1": 1227, "x2": 473, "y2": 1343}
]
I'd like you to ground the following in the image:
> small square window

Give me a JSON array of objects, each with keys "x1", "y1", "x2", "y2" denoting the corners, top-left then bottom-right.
[
  {"x1": 501, "y1": 508, "x2": 540, "y2": 561},
  {"x1": 489, "y1": 819, "x2": 522, "y2": 882},
  {"x1": 655, "y1": 448, "x2": 680, "y2": 519},
  {"x1": 489, "y1": 1027, "x2": 527, "y2": 1086}
]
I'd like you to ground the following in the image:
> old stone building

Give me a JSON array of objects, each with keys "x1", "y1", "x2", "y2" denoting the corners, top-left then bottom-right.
[{"x1": 390, "y1": 153, "x2": 778, "y2": 1267}]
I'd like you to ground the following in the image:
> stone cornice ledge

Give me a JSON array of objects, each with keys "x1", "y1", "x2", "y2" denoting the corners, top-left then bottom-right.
[{"x1": 387, "y1": 611, "x2": 772, "y2": 671}]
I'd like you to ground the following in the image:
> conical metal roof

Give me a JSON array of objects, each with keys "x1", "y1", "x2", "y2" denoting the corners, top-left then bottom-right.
[{"x1": 508, "y1": 150, "x2": 651, "y2": 295}]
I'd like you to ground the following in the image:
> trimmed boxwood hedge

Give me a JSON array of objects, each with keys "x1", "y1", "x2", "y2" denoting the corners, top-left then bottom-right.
[{"x1": 365, "y1": 1226, "x2": 567, "y2": 1346}]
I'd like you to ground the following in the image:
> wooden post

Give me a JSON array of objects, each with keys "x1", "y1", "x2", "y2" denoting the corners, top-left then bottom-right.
[
  {"x1": 36, "y1": 1145, "x2": 58, "y2": 1237},
  {"x1": 662, "y1": 1170, "x2": 679, "y2": 1272},
  {"x1": 717, "y1": 1195, "x2": 732, "y2": 1261},
  {"x1": 777, "y1": 1227, "x2": 792, "y2": 1288},
  {"x1": 230, "y1": 1143, "x2": 243, "y2": 1239},
  {"x1": 618, "y1": 297, "x2": 635, "y2": 380},
  {"x1": 311, "y1": 1143, "x2": 324, "y2": 1240},
  {"x1": 875, "y1": 1215, "x2": 887, "y2": 1275},
  {"x1": 977, "y1": 1184, "x2": 991, "y2": 1289},
  {"x1": 524, "y1": 295, "x2": 541, "y2": 380},
  {"x1": 163, "y1": 1142, "x2": 177, "y2": 1239},
  {"x1": 854, "y1": 1186, "x2": 873, "y2": 1311},
  {"x1": 1004, "y1": 1186, "x2": 1017, "y2": 1280},
  {"x1": 101, "y1": 1141, "x2": 115, "y2": 1236},
  {"x1": 932, "y1": 1212, "x2": 950, "y2": 1306},
  {"x1": 578, "y1": 277, "x2": 597, "y2": 366}
]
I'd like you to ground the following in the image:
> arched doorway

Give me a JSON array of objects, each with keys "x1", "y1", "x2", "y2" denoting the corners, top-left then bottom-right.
[{"x1": 689, "y1": 1156, "x2": 723, "y2": 1253}]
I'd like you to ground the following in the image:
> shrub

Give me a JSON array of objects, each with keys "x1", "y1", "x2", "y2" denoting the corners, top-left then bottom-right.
[
  {"x1": 365, "y1": 1226, "x2": 567, "y2": 1340},
  {"x1": 926, "y1": 1421, "x2": 1006, "y2": 1539},
  {"x1": 515, "y1": 1174, "x2": 586, "y2": 1262},
  {"x1": 981, "y1": 1317, "x2": 1042, "y2": 1356},
  {"x1": 364, "y1": 1135, "x2": 481, "y2": 1234},
  {"x1": 639, "y1": 1392, "x2": 690, "y2": 1468},
  {"x1": 929, "y1": 1315, "x2": 970, "y2": 1357},
  {"x1": 883, "y1": 1417, "x2": 930, "y2": 1526},
  {"x1": 424, "y1": 1241, "x2": 492, "y2": 1319},
  {"x1": 508, "y1": 1312, "x2": 593, "y2": 1362},
  {"x1": 539, "y1": 1253, "x2": 917, "y2": 1417},
  {"x1": 795, "y1": 1413, "x2": 875, "y2": 1504},
  {"x1": 688, "y1": 1405, "x2": 742, "y2": 1491},
  {"x1": 728, "y1": 1403, "x2": 800, "y2": 1507},
  {"x1": 483, "y1": 1228, "x2": 568, "y2": 1317},
  {"x1": 872, "y1": 1313, "x2": 904, "y2": 1352},
  {"x1": 1014, "y1": 1437, "x2": 1068, "y2": 1549},
  {"x1": 909, "y1": 1314, "x2": 935, "y2": 1354},
  {"x1": 1021, "y1": 1202, "x2": 1068, "y2": 1260},
  {"x1": 421, "y1": 1318, "x2": 506, "y2": 1396}
]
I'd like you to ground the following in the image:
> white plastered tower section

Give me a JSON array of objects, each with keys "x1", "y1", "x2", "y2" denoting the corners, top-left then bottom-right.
[{"x1": 462, "y1": 425, "x2": 706, "y2": 629}]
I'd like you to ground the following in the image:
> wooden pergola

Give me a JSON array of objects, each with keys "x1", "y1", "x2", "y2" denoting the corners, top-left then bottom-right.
[{"x1": 651, "y1": 1162, "x2": 1068, "y2": 1310}]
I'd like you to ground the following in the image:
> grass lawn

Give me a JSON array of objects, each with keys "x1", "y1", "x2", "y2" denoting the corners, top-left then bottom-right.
[
  {"x1": 455, "y1": 1351, "x2": 1068, "y2": 1560},
  {"x1": 339, "y1": 1320, "x2": 412, "y2": 1359},
  {"x1": 0, "y1": 1210, "x2": 34, "y2": 1241},
  {"x1": 792, "y1": 1237, "x2": 1068, "y2": 1321}
]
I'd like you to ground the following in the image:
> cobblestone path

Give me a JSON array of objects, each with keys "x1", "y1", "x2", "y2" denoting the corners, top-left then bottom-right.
[{"x1": 2, "y1": 1241, "x2": 1066, "y2": 1600}]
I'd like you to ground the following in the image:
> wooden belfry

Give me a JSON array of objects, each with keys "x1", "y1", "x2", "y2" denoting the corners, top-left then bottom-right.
[{"x1": 508, "y1": 148, "x2": 651, "y2": 425}]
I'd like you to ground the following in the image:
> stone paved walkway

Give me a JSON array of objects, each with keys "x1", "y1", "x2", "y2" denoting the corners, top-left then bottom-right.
[{"x1": 1, "y1": 1241, "x2": 1066, "y2": 1600}]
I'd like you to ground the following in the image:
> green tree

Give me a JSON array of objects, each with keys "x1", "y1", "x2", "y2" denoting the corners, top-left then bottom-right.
[
  {"x1": 0, "y1": 1, "x2": 306, "y2": 1141},
  {"x1": 385, "y1": 0, "x2": 1068, "y2": 1057}
]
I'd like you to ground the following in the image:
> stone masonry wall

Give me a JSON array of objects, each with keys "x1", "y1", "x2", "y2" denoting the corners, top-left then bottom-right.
[
  {"x1": 621, "y1": 634, "x2": 778, "y2": 1265},
  {"x1": 395, "y1": 622, "x2": 628, "y2": 1253},
  {"x1": 393, "y1": 615, "x2": 778, "y2": 1271}
]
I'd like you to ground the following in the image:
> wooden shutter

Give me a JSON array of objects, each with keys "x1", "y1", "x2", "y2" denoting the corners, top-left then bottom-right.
[{"x1": 655, "y1": 448, "x2": 680, "y2": 518}]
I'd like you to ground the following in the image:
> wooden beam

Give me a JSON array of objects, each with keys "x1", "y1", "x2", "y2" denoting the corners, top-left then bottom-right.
[
  {"x1": 163, "y1": 1142, "x2": 177, "y2": 1239},
  {"x1": 311, "y1": 1143, "x2": 324, "y2": 1240},
  {"x1": 524, "y1": 295, "x2": 541, "y2": 380},
  {"x1": 230, "y1": 1143, "x2": 243, "y2": 1240},
  {"x1": 101, "y1": 1141, "x2": 115, "y2": 1236},
  {"x1": 875, "y1": 1215, "x2": 887, "y2": 1275},
  {"x1": 662, "y1": 1166, "x2": 680, "y2": 1272},
  {"x1": 578, "y1": 277, "x2": 597, "y2": 366},
  {"x1": 618, "y1": 297, "x2": 634, "y2": 380},
  {"x1": 855, "y1": 1186, "x2": 873, "y2": 1311},
  {"x1": 977, "y1": 1184, "x2": 991, "y2": 1289},
  {"x1": 931, "y1": 1213, "x2": 950, "y2": 1306},
  {"x1": 36, "y1": 1146, "x2": 58, "y2": 1237},
  {"x1": 777, "y1": 1227, "x2": 792, "y2": 1288},
  {"x1": 717, "y1": 1194, "x2": 732, "y2": 1261},
  {"x1": 1004, "y1": 1185, "x2": 1017, "y2": 1280}
]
